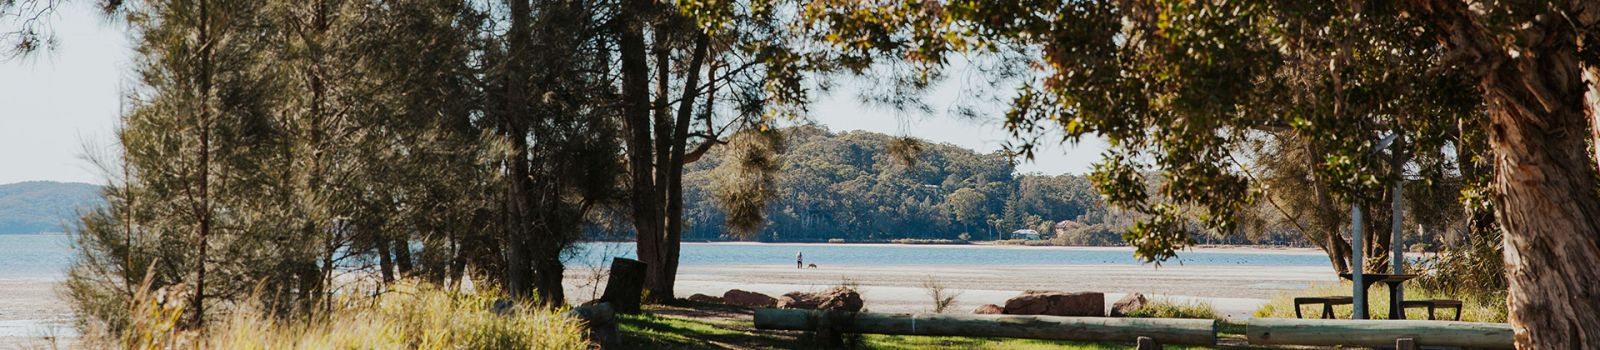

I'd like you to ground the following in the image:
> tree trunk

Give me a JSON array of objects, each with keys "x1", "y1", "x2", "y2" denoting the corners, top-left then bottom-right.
[
  {"x1": 654, "y1": 33, "x2": 710, "y2": 303},
  {"x1": 616, "y1": 0, "x2": 666, "y2": 302},
  {"x1": 1409, "y1": 1, "x2": 1600, "y2": 346},
  {"x1": 1306, "y1": 143, "x2": 1352, "y2": 274},
  {"x1": 394, "y1": 237, "x2": 413, "y2": 276},
  {"x1": 499, "y1": 0, "x2": 537, "y2": 300},
  {"x1": 193, "y1": 0, "x2": 213, "y2": 328},
  {"x1": 378, "y1": 243, "x2": 395, "y2": 283}
]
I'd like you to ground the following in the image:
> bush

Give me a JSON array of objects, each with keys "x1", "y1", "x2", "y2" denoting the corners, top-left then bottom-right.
[
  {"x1": 81, "y1": 281, "x2": 592, "y2": 349},
  {"x1": 1122, "y1": 299, "x2": 1220, "y2": 320}
]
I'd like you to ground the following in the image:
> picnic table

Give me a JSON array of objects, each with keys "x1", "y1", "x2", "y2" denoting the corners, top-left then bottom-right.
[{"x1": 1339, "y1": 273, "x2": 1417, "y2": 319}]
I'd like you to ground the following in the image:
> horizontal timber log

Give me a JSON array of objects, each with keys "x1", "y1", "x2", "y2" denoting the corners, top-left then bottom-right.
[
  {"x1": 1247, "y1": 318, "x2": 1512, "y2": 348},
  {"x1": 754, "y1": 309, "x2": 1216, "y2": 345}
]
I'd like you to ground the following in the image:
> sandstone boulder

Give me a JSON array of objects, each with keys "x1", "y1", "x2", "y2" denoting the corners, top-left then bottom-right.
[
  {"x1": 973, "y1": 304, "x2": 1004, "y2": 314},
  {"x1": 1002, "y1": 290, "x2": 1103, "y2": 317},
  {"x1": 777, "y1": 287, "x2": 864, "y2": 312},
  {"x1": 722, "y1": 289, "x2": 777, "y2": 307},
  {"x1": 687, "y1": 293, "x2": 724, "y2": 303},
  {"x1": 1110, "y1": 293, "x2": 1148, "y2": 317}
]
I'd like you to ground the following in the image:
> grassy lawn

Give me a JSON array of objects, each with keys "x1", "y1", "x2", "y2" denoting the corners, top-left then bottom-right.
[
  {"x1": 1253, "y1": 282, "x2": 1507, "y2": 322},
  {"x1": 614, "y1": 306, "x2": 1256, "y2": 350}
]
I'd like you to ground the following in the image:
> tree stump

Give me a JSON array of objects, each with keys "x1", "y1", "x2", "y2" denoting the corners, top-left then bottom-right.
[
  {"x1": 1136, "y1": 336, "x2": 1162, "y2": 350},
  {"x1": 598, "y1": 258, "x2": 646, "y2": 314}
]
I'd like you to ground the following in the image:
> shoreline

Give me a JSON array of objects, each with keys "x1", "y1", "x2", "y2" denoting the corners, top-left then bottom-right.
[{"x1": 619, "y1": 241, "x2": 1333, "y2": 256}]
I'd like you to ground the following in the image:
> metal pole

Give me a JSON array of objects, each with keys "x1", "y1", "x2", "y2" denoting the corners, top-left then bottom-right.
[
  {"x1": 1351, "y1": 204, "x2": 1365, "y2": 319},
  {"x1": 1391, "y1": 132, "x2": 1406, "y2": 310}
]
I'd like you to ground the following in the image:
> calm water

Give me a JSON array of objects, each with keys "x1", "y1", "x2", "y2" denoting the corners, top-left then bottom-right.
[
  {"x1": 568, "y1": 242, "x2": 1331, "y2": 268},
  {"x1": 0, "y1": 235, "x2": 76, "y2": 280},
  {"x1": 0, "y1": 235, "x2": 1331, "y2": 282}
]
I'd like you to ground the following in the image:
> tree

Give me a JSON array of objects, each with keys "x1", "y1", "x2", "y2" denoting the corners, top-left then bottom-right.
[
  {"x1": 614, "y1": 0, "x2": 822, "y2": 302},
  {"x1": 800, "y1": 0, "x2": 1599, "y2": 345}
]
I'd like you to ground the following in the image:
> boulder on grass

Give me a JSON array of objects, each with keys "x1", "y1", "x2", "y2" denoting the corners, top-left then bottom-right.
[
  {"x1": 722, "y1": 289, "x2": 777, "y2": 307},
  {"x1": 1110, "y1": 293, "x2": 1148, "y2": 317},
  {"x1": 973, "y1": 304, "x2": 1004, "y2": 314},
  {"x1": 777, "y1": 287, "x2": 864, "y2": 312},
  {"x1": 687, "y1": 293, "x2": 724, "y2": 303},
  {"x1": 1002, "y1": 290, "x2": 1104, "y2": 317}
]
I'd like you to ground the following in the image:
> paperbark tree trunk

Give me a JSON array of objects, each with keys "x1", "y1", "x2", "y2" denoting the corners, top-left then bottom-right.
[{"x1": 1409, "y1": 1, "x2": 1600, "y2": 346}]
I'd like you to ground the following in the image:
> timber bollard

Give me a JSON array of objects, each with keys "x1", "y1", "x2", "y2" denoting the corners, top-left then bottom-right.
[
  {"x1": 1395, "y1": 337, "x2": 1417, "y2": 350},
  {"x1": 755, "y1": 309, "x2": 1216, "y2": 346},
  {"x1": 597, "y1": 258, "x2": 646, "y2": 314},
  {"x1": 1135, "y1": 336, "x2": 1162, "y2": 350}
]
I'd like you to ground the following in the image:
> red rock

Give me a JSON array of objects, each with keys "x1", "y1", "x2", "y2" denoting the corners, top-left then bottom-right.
[
  {"x1": 776, "y1": 287, "x2": 864, "y2": 312},
  {"x1": 722, "y1": 289, "x2": 777, "y2": 308},
  {"x1": 973, "y1": 304, "x2": 1004, "y2": 314},
  {"x1": 1110, "y1": 293, "x2": 1148, "y2": 317},
  {"x1": 1002, "y1": 290, "x2": 1104, "y2": 317},
  {"x1": 687, "y1": 293, "x2": 724, "y2": 303}
]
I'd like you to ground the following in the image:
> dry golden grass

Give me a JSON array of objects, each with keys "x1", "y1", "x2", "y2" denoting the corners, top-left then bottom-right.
[{"x1": 100, "y1": 281, "x2": 590, "y2": 349}]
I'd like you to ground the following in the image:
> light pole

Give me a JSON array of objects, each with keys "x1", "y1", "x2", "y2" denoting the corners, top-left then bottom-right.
[{"x1": 1351, "y1": 132, "x2": 1401, "y2": 320}]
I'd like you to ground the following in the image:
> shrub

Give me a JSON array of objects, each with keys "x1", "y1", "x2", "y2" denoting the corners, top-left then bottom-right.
[
  {"x1": 920, "y1": 276, "x2": 961, "y2": 313},
  {"x1": 1123, "y1": 299, "x2": 1220, "y2": 320}
]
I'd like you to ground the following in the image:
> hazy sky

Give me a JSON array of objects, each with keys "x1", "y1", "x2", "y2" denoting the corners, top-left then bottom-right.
[{"x1": 1, "y1": 3, "x2": 1104, "y2": 185}]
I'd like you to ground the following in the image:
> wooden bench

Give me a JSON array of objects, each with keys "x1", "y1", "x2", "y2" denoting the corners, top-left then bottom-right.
[
  {"x1": 1293, "y1": 296, "x2": 1353, "y2": 319},
  {"x1": 1399, "y1": 299, "x2": 1462, "y2": 320}
]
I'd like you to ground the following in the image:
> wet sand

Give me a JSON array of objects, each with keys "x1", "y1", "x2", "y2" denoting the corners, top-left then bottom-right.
[
  {"x1": 566, "y1": 258, "x2": 1338, "y2": 319},
  {"x1": 0, "y1": 280, "x2": 74, "y2": 349}
]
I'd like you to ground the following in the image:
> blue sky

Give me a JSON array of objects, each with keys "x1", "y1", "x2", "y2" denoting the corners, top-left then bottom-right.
[{"x1": 0, "y1": 3, "x2": 1104, "y2": 185}]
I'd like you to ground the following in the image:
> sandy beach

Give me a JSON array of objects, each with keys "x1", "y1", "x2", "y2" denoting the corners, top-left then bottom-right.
[
  {"x1": 0, "y1": 280, "x2": 74, "y2": 349},
  {"x1": 567, "y1": 263, "x2": 1337, "y2": 319}
]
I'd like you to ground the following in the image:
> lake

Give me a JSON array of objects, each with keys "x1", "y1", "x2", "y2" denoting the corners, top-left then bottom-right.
[{"x1": 0, "y1": 235, "x2": 1332, "y2": 281}]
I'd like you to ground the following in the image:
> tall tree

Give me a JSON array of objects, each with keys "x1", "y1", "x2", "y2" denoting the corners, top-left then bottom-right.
[{"x1": 800, "y1": 0, "x2": 1597, "y2": 345}]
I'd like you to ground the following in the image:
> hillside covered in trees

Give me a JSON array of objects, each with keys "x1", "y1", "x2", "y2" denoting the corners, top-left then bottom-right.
[{"x1": 671, "y1": 126, "x2": 1306, "y2": 246}]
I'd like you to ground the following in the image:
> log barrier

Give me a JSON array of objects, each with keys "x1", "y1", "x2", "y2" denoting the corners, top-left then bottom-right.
[
  {"x1": 1246, "y1": 318, "x2": 1513, "y2": 349},
  {"x1": 753, "y1": 309, "x2": 1216, "y2": 345}
]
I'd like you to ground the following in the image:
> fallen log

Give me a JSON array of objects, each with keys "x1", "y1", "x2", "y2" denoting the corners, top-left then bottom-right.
[
  {"x1": 754, "y1": 309, "x2": 1215, "y2": 345},
  {"x1": 1246, "y1": 318, "x2": 1512, "y2": 349}
]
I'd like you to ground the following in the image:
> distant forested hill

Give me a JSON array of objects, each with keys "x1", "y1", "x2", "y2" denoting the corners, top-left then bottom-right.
[
  {"x1": 0, "y1": 181, "x2": 105, "y2": 234},
  {"x1": 661, "y1": 126, "x2": 1307, "y2": 245},
  {"x1": 676, "y1": 125, "x2": 1117, "y2": 242}
]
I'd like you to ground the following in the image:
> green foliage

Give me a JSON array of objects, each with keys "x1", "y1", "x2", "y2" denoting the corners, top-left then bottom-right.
[
  {"x1": 712, "y1": 130, "x2": 785, "y2": 237},
  {"x1": 798, "y1": 0, "x2": 1490, "y2": 269},
  {"x1": 1122, "y1": 300, "x2": 1221, "y2": 321}
]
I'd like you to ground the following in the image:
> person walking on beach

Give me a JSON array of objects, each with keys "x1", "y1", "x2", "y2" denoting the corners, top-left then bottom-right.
[{"x1": 796, "y1": 252, "x2": 803, "y2": 269}]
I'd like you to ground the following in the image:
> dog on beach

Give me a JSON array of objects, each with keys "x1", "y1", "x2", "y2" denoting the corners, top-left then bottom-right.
[{"x1": 806, "y1": 263, "x2": 818, "y2": 269}]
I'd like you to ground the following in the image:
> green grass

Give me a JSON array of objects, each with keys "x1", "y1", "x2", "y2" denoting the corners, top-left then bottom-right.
[
  {"x1": 616, "y1": 313, "x2": 800, "y2": 349},
  {"x1": 860, "y1": 335, "x2": 1218, "y2": 350},
  {"x1": 617, "y1": 310, "x2": 1236, "y2": 350},
  {"x1": 1254, "y1": 282, "x2": 1508, "y2": 322}
]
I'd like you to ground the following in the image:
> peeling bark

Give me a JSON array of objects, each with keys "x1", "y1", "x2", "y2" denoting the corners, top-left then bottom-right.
[{"x1": 1408, "y1": 0, "x2": 1600, "y2": 346}]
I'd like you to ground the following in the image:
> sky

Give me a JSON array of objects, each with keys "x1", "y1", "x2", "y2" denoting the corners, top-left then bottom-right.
[{"x1": 0, "y1": 3, "x2": 1105, "y2": 185}]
